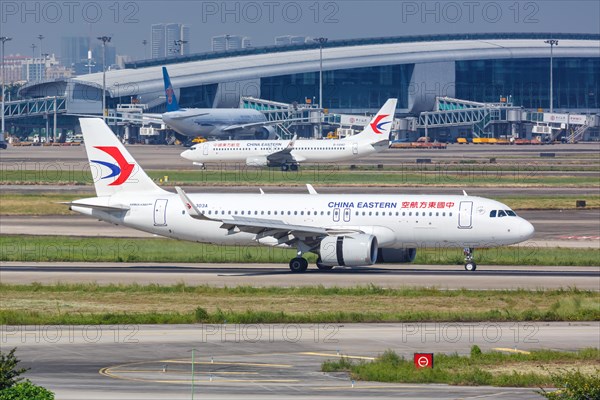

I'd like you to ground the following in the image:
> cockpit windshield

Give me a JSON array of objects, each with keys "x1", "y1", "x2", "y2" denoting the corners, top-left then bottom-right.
[{"x1": 490, "y1": 209, "x2": 517, "y2": 218}]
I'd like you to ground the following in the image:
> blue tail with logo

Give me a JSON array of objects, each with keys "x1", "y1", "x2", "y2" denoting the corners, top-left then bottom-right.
[{"x1": 162, "y1": 67, "x2": 180, "y2": 112}]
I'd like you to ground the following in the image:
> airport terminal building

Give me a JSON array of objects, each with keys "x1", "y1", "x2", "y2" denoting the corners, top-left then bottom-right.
[{"x1": 12, "y1": 33, "x2": 600, "y2": 140}]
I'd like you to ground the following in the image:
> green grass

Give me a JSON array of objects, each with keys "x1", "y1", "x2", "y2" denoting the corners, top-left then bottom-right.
[
  {"x1": 2, "y1": 168, "x2": 599, "y2": 187},
  {"x1": 1, "y1": 235, "x2": 599, "y2": 265},
  {"x1": 322, "y1": 347, "x2": 600, "y2": 387},
  {"x1": 1, "y1": 284, "x2": 598, "y2": 325}
]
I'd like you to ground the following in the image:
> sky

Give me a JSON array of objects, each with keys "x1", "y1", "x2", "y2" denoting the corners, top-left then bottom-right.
[{"x1": 1, "y1": 0, "x2": 599, "y2": 60}]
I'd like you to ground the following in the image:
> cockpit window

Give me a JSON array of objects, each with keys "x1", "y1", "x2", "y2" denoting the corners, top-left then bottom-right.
[
  {"x1": 505, "y1": 210, "x2": 516, "y2": 216},
  {"x1": 497, "y1": 210, "x2": 507, "y2": 217},
  {"x1": 489, "y1": 210, "x2": 497, "y2": 218}
]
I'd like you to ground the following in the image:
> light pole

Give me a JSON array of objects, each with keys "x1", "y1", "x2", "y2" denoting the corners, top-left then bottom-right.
[
  {"x1": 1, "y1": 36, "x2": 12, "y2": 136},
  {"x1": 313, "y1": 37, "x2": 327, "y2": 138},
  {"x1": 37, "y1": 34, "x2": 44, "y2": 81},
  {"x1": 30, "y1": 44, "x2": 36, "y2": 81},
  {"x1": 142, "y1": 39, "x2": 148, "y2": 59},
  {"x1": 544, "y1": 39, "x2": 558, "y2": 113},
  {"x1": 313, "y1": 37, "x2": 328, "y2": 109},
  {"x1": 97, "y1": 36, "x2": 111, "y2": 120}
]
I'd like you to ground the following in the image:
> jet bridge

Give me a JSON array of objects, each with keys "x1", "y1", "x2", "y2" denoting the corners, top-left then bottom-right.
[{"x1": 417, "y1": 97, "x2": 520, "y2": 138}]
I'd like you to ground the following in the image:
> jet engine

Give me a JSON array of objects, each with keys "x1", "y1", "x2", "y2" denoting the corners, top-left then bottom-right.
[
  {"x1": 376, "y1": 248, "x2": 417, "y2": 263},
  {"x1": 319, "y1": 234, "x2": 378, "y2": 267},
  {"x1": 245, "y1": 156, "x2": 269, "y2": 167},
  {"x1": 254, "y1": 126, "x2": 276, "y2": 140}
]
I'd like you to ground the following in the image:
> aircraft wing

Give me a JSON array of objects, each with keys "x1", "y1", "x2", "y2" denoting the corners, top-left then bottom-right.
[
  {"x1": 175, "y1": 187, "x2": 359, "y2": 245},
  {"x1": 67, "y1": 113, "x2": 164, "y2": 125},
  {"x1": 222, "y1": 117, "x2": 308, "y2": 132}
]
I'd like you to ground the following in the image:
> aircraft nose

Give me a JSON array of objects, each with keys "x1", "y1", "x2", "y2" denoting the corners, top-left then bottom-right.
[
  {"x1": 181, "y1": 149, "x2": 193, "y2": 160},
  {"x1": 518, "y1": 219, "x2": 535, "y2": 240}
]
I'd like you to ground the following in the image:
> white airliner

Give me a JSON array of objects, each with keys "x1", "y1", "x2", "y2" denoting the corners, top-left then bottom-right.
[
  {"x1": 181, "y1": 99, "x2": 397, "y2": 171},
  {"x1": 70, "y1": 118, "x2": 535, "y2": 273},
  {"x1": 161, "y1": 67, "x2": 278, "y2": 140}
]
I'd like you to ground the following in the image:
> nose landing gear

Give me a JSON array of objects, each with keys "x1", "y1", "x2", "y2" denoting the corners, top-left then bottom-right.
[{"x1": 463, "y1": 247, "x2": 477, "y2": 271}]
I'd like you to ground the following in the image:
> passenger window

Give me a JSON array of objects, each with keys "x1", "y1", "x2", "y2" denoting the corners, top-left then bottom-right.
[
  {"x1": 490, "y1": 210, "x2": 497, "y2": 218},
  {"x1": 498, "y1": 210, "x2": 507, "y2": 217}
]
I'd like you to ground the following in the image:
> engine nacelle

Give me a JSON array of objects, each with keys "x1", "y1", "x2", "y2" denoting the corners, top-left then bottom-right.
[
  {"x1": 319, "y1": 234, "x2": 378, "y2": 267},
  {"x1": 376, "y1": 248, "x2": 417, "y2": 263},
  {"x1": 254, "y1": 126, "x2": 276, "y2": 140},
  {"x1": 246, "y1": 156, "x2": 269, "y2": 167}
]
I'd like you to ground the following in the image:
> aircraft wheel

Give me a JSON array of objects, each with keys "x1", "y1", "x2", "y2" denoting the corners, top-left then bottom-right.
[
  {"x1": 281, "y1": 164, "x2": 290, "y2": 172},
  {"x1": 290, "y1": 164, "x2": 299, "y2": 171},
  {"x1": 464, "y1": 262, "x2": 477, "y2": 272},
  {"x1": 316, "y1": 257, "x2": 334, "y2": 270},
  {"x1": 289, "y1": 257, "x2": 308, "y2": 273}
]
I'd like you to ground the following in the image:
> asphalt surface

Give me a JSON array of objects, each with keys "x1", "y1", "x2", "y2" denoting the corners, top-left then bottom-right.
[
  {"x1": 2, "y1": 262, "x2": 599, "y2": 290},
  {"x1": 3, "y1": 322, "x2": 598, "y2": 399},
  {"x1": 2, "y1": 142, "x2": 599, "y2": 170}
]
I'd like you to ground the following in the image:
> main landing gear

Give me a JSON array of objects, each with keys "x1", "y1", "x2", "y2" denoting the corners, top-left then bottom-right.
[
  {"x1": 463, "y1": 247, "x2": 477, "y2": 271},
  {"x1": 280, "y1": 163, "x2": 299, "y2": 172},
  {"x1": 289, "y1": 257, "x2": 308, "y2": 273}
]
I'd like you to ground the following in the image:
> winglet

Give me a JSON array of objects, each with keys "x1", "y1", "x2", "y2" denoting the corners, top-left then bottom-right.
[
  {"x1": 259, "y1": 188, "x2": 265, "y2": 195},
  {"x1": 175, "y1": 186, "x2": 212, "y2": 220},
  {"x1": 462, "y1": 190, "x2": 468, "y2": 196},
  {"x1": 306, "y1": 184, "x2": 318, "y2": 195},
  {"x1": 288, "y1": 134, "x2": 297, "y2": 148}
]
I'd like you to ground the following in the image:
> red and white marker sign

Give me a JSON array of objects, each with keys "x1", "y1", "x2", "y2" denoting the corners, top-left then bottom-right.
[{"x1": 414, "y1": 353, "x2": 434, "y2": 369}]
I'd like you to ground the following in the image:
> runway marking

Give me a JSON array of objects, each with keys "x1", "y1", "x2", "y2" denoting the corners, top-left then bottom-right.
[
  {"x1": 159, "y1": 359, "x2": 293, "y2": 368},
  {"x1": 110, "y1": 369, "x2": 260, "y2": 375},
  {"x1": 492, "y1": 347, "x2": 531, "y2": 355},
  {"x1": 298, "y1": 352, "x2": 375, "y2": 360},
  {"x1": 316, "y1": 384, "x2": 426, "y2": 390}
]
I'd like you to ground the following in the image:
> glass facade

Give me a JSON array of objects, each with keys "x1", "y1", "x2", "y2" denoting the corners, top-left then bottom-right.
[
  {"x1": 180, "y1": 83, "x2": 218, "y2": 108},
  {"x1": 261, "y1": 64, "x2": 413, "y2": 110},
  {"x1": 456, "y1": 58, "x2": 600, "y2": 110}
]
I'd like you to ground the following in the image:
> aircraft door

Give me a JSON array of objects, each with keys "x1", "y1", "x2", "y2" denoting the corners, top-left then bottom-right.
[
  {"x1": 203, "y1": 143, "x2": 209, "y2": 155},
  {"x1": 458, "y1": 201, "x2": 473, "y2": 229},
  {"x1": 352, "y1": 142, "x2": 358, "y2": 155},
  {"x1": 333, "y1": 208, "x2": 340, "y2": 222},
  {"x1": 343, "y1": 208, "x2": 351, "y2": 222},
  {"x1": 154, "y1": 199, "x2": 168, "y2": 226}
]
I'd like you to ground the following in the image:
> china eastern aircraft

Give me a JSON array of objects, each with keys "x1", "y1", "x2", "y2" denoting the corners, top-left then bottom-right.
[
  {"x1": 160, "y1": 67, "x2": 279, "y2": 140},
  {"x1": 181, "y1": 99, "x2": 397, "y2": 171},
  {"x1": 69, "y1": 118, "x2": 535, "y2": 273}
]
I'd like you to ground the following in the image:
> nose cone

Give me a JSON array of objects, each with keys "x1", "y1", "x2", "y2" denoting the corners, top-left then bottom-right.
[
  {"x1": 518, "y1": 220, "x2": 535, "y2": 241},
  {"x1": 181, "y1": 149, "x2": 193, "y2": 161}
]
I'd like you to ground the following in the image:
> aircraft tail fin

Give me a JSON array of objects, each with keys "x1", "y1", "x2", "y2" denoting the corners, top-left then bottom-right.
[
  {"x1": 80, "y1": 118, "x2": 167, "y2": 197},
  {"x1": 352, "y1": 98, "x2": 397, "y2": 143},
  {"x1": 162, "y1": 66, "x2": 180, "y2": 112}
]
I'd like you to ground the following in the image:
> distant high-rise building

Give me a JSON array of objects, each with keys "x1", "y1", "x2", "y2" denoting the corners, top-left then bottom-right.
[
  {"x1": 212, "y1": 35, "x2": 251, "y2": 51},
  {"x1": 151, "y1": 23, "x2": 190, "y2": 58},
  {"x1": 61, "y1": 36, "x2": 89, "y2": 67},
  {"x1": 275, "y1": 35, "x2": 309, "y2": 45}
]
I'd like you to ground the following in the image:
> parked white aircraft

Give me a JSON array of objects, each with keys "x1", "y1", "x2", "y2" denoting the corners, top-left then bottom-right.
[
  {"x1": 161, "y1": 67, "x2": 278, "y2": 140},
  {"x1": 180, "y1": 99, "x2": 397, "y2": 171},
  {"x1": 70, "y1": 118, "x2": 535, "y2": 273}
]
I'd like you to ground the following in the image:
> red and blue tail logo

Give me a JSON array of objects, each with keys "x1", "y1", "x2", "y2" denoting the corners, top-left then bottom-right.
[
  {"x1": 370, "y1": 114, "x2": 391, "y2": 134},
  {"x1": 166, "y1": 85, "x2": 174, "y2": 105},
  {"x1": 91, "y1": 146, "x2": 134, "y2": 186}
]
